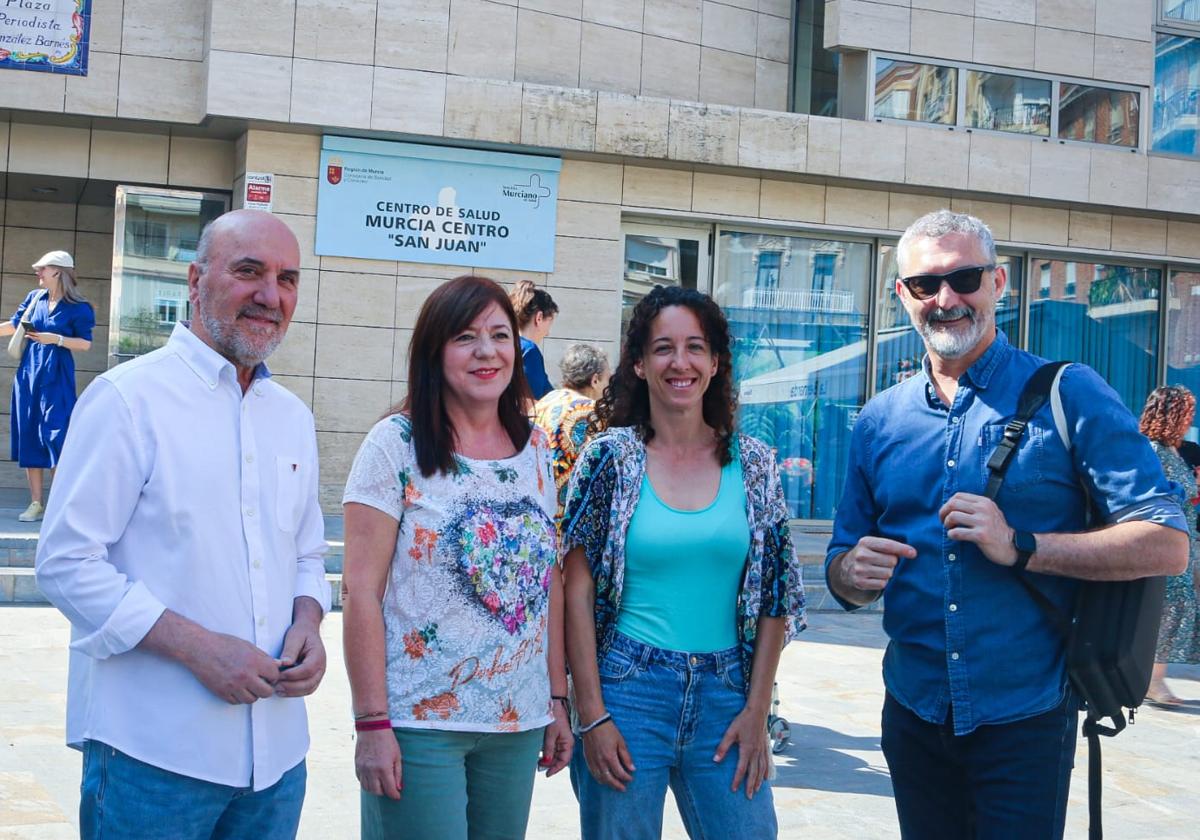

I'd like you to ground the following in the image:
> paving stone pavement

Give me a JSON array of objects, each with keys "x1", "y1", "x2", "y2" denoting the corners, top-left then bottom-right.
[{"x1": 2, "y1": 605, "x2": 1198, "y2": 839}]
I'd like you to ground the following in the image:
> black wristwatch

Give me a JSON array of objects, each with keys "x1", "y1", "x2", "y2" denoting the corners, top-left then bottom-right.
[{"x1": 1012, "y1": 530, "x2": 1037, "y2": 571}]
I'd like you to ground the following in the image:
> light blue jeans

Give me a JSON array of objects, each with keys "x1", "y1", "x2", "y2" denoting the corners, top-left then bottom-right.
[
  {"x1": 79, "y1": 740, "x2": 306, "y2": 840},
  {"x1": 569, "y1": 632, "x2": 778, "y2": 840}
]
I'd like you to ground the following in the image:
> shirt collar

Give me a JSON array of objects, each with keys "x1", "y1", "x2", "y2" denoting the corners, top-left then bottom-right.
[
  {"x1": 920, "y1": 328, "x2": 1012, "y2": 397},
  {"x1": 168, "y1": 323, "x2": 272, "y2": 388}
]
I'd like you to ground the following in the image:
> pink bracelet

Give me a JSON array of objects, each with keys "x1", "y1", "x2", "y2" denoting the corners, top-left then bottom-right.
[{"x1": 354, "y1": 718, "x2": 393, "y2": 732}]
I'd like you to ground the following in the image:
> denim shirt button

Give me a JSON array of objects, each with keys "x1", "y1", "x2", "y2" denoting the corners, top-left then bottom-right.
[
  {"x1": 948, "y1": 553, "x2": 956, "y2": 562},
  {"x1": 947, "y1": 459, "x2": 956, "y2": 468},
  {"x1": 951, "y1": 652, "x2": 960, "y2": 660},
  {"x1": 949, "y1": 603, "x2": 958, "y2": 612}
]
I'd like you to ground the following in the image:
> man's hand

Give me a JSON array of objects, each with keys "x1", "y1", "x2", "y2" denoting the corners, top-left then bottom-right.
[
  {"x1": 834, "y1": 536, "x2": 916, "y2": 602},
  {"x1": 939, "y1": 492, "x2": 1017, "y2": 566},
  {"x1": 276, "y1": 597, "x2": 326, "y2": 697},
  {"x1": 186, "y1": 631, "x2": 282, "y2": 705}
]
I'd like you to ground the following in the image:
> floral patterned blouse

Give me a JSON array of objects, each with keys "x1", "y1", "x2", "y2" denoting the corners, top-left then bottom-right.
[
  {"x1": 343, "y1": 415, "x2": 558, "y2": 733},
  {"x1": 561, "y1": 427, "x2": 807, "y2": 692},
  {"x1": 532, "y1": 388, "x2": 595, "y2": 520}
]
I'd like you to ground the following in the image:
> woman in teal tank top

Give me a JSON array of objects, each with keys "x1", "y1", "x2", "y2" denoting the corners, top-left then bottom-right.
[{"x1": 562, "y1": 286, "x2": 806, "y2": 840}]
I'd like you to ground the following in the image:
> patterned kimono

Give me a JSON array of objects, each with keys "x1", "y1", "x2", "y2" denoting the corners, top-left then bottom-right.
[{"x1": 561, "y1": 426, "x2": 807, "y2": 692}]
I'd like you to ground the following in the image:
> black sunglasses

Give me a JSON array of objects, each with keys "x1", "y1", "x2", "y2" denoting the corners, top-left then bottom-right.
[{"x1": 899, "y1": 264, "x2": 995, "y2": 301}]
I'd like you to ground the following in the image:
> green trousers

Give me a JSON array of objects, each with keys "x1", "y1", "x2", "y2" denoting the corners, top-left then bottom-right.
[{"x1": 361, "y1": 726, "x2": 544, "y2": 840}]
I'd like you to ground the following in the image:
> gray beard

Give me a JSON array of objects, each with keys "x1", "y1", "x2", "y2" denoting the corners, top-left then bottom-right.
[
  {"x1": 198, "y1": 302, "x2": 284, "y2": 368},
  {"x1": 918, "y1": 305, "x2": 991, "y2": 359}
]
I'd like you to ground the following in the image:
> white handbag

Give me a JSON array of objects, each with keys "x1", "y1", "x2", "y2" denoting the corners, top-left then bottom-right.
[{"x1": 7, "y1": 290, "x2": 48, "y2": 361}]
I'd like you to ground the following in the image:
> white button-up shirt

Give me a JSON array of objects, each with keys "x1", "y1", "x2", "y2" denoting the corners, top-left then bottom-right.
[{"x1": 36, "y1": 324, "x2": 330, "y2": 791}]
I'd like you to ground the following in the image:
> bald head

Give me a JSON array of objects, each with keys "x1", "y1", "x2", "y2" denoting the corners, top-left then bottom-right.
[
  {"x1": 188, "y1": 210, "x2": 302, "y2": 383},
  {"x1": 196, "y1": 209, "x2": 300, "y2": 271}
]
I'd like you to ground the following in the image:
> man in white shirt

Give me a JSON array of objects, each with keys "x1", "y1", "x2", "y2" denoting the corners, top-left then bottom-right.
[{"x1": 36, "y1": 209, "x2": 330, "y2": 840}]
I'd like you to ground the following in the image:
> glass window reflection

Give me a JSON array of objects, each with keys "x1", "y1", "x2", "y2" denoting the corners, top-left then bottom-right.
[
  {"x1": 965, "y1": 71, "x2": 1051, "y2": 135},
  {"x1": 622, "y1": 233, "x2": 703, "y2": 338},
  {"x1": 1167, "y1": 268, "x2": 1200, "y2": 444},
  {"x1": 1164, "y1": 0, "x2": 1200, "y2": 23},
  {"x1": 1153, "y1": 33, "x2": 1200, "y2": 156},
  {"x1": 715, "y1": 231, "x2": 872, "y2": 520},
  {"x1": 1058, "y1": 84, "x2": 1140, "y2": 147},
  {"x1": 1027, "y1": 260, "x2": 1162, "y2": 414},
  {"x1": 874, "y1": 245, "x2": 1023, "y2": 395},
  {"x1": 875, "y1": 59, "x2": 957, "y2": 124}
]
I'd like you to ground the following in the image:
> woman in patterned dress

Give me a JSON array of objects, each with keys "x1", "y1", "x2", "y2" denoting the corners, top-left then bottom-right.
[
  {"x1": 532, "y1": 342, "x2": 611, "y2": 522},
  {"x1": 1139, "y1": 385, "x2": 1200, "y2": 707},
  {"x1": 561, "y1": 285, "x2": 805, "y2": 839},
  {"x1": 342, "y1": 275, "x2": 573, "y2": 838}
]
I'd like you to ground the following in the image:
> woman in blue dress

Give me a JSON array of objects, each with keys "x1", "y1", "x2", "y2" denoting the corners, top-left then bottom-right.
[
  {"x1": 0, "y1": 251, "x2": 95, "y2": 521},
  {"x1": 509, "y1": 279, "x2": 558, "y2": 401}
]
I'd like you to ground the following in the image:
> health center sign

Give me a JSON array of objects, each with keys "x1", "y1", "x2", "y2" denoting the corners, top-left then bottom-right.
[
  {"x1": 316, "y1": 137, "x2": 561, "y2": 272},
  {"x1": 0, "y1": 0, "x2": 91, "y2": 76}
]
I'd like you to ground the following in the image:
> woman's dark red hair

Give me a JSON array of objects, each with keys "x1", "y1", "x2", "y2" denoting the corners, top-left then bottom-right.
[{"x1": 392, "y1": 275, "x2": 531, "y2": 476}]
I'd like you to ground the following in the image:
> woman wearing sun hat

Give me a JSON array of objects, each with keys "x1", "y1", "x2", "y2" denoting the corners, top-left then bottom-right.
[{"x1": 0, "y1": 250, "x2": 95, "y2": 521}]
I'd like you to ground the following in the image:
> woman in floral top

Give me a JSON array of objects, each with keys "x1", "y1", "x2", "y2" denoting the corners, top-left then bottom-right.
[
  {"x1": 562, "y1": 285, "x2": 805, "y2": 840},
  {"x1": 533, "y1": 341, "x2": 611, "y2": 521},
  {"x1": 342, "y1": 275, "x2": 572, "y2": 839}
]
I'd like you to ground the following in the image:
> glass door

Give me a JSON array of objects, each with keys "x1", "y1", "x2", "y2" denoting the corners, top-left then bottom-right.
[
  {"x1": 108, "y1": 186, "x2": 228, "y2": 366},
  {"x1": 620, "y1": 221, "x2": 712, "y2": 340}
]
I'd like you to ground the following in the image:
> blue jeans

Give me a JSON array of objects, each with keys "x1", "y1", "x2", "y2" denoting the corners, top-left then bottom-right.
[
  {"x1": 570, "y1": 632, "x2": 778, "y2": 840},
  {"x1": 881, "y1": 691, "x2": 1078, "y2": 840},
  {"x1": 361, "y1": 726, "x2": 544, "y2": 840},
  {"x1": 79, "y1": 740, "x2": 306, "y2": 840}
]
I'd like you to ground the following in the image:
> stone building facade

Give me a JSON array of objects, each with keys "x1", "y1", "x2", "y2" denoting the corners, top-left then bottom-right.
[{"x1": 1, "y1": 0, "x2": 1198, "y2": 520}]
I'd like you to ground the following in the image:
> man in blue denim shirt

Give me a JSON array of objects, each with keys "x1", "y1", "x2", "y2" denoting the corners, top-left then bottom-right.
[{"x1": 825, "y1": 210, "x2": 1188, "y2": 839}]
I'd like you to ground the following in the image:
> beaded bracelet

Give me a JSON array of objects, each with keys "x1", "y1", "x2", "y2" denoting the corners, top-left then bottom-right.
[{"x1": 577, "y1": 713, "x2": 612, "y2": 735}]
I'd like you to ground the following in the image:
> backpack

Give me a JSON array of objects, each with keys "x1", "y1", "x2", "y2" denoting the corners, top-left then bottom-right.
[{"x1": 983, "y1": 360, "x2": 1167, "y2": 840}]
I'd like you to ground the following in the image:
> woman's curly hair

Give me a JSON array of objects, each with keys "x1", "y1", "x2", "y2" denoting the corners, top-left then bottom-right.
[
  {"x1": 1139, "y1": 385, "x2": 1196, "y2": 447},
  {"x1": 591, "y1": 285, "x2": 737, "y2": 465}
]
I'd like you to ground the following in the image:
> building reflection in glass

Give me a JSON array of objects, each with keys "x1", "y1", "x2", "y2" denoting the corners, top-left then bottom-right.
[
  {"x1": 1154, "y1": 33, "x2": 1200, "y2": 156},
  {"x1": 1028, "y1": 260, "x2": 1161, "y2": 414},
  {"x1": 1168, "y1": 268, "x2": 1200, "y2": 442},
  {"x1": 1058, "y1": 84, "x2": 1139, "y2": 147},
  {"x1": 874, "y1": 59, "x2": 957, "y2": 124},
  {"x1": 715, "y1": 231, "x2": 871, "y2": 520},
  {"x1": 965, "y1": 70, "x2": 1051, "y2": 135}
]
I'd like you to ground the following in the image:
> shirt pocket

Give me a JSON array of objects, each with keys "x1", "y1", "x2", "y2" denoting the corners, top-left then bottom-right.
[
  {"x1": 979, "y1": 423, "x2": 1044, "y2": 492},
  {"x1": 275, "y1": 455, "x2": 303, "y2": 533}
]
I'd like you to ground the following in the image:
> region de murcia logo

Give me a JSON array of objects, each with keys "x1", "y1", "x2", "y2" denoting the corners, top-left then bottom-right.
[
  {"x1": 326, "y1": 157, "x2": 343, "y2": 185},
  {"x1": 501, "y1": 173, "x2": 552, "y2": 208}
]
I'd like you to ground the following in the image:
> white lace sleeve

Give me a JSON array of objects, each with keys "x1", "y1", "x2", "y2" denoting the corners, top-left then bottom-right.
[{"x1": 342, "y1": 418, "x2": 409, "y2": 522}]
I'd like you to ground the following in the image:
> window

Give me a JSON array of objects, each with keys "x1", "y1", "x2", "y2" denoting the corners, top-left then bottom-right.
[
  {"x1": 1153, "y1": 32, "x2": 1200, "y2": 155},
  {"x1": 1167, "y1": 268, "x2": 1200, "y2": 442},
  {"x1": 1058, "y1": 84, "x2": 1140, "y2": 147},
  {"x1": 1163, "y1": 0, "x2": 1200, "y2": 24},
  {"x1": 1039, "y1": 263, "x2": 1051, "y2": 298},
  {"x1": 874, "y1": 59, "x2": 957, "y2": 124},
  {"x1": 792, "y1": 0, "x2": 839, "y2": 116},
  {"x1": 756, "y1": 251, "x2": 782, "y2": 290},
  {"x1": 621, "y1": 223, "x2": 709, "y2": 339},
  {"x1": 1028, "y1": 261, "x2": 1162, "y2": 414},
  {"x1": 965, "y1": 71, "x2": 1052, "y2": 136},
  {"x1": 716, "y1": 230, "x2": 872, "y2": 520},
  {"x1": 155, "y1": 297, "x2": 181, "y2": 325}
]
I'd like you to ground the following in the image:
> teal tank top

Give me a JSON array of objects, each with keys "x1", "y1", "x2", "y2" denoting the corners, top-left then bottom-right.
[{"x1": 615, "y1": 455, "x2": 750, "y2": 653}]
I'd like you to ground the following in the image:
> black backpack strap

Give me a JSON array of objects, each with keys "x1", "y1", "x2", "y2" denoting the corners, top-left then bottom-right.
[
  {"x1": 984, "y1": 361, "x2": 1070, "y2": 499},
  {"x1": 1083, "y1": 714, "x2": 1106, "y2": 840},
  {"x1": 983, "y1": 361, "x2": 1073, "y2": 637}
]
